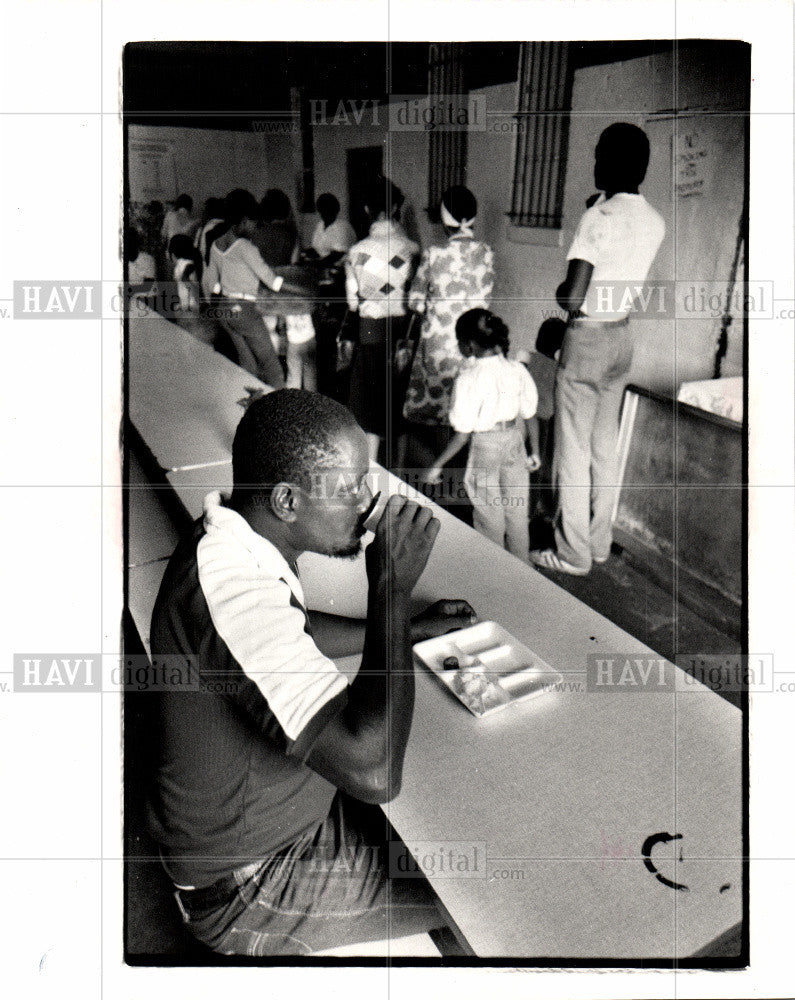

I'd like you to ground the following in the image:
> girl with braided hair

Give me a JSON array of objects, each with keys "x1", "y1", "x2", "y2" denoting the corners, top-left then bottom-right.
[{"x1": 423, "y1": 308, "x2": 540, "y2": 562}]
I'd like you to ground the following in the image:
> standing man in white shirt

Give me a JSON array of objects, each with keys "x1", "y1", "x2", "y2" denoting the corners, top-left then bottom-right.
[
  {"x1": 205, "y1": 189, "x2": 305, "y2": 387},
  {"x1": 531, "y1": 123, "x2": 665, "y2": 575},
  {"x1": 310, "y1": 193, "x2": 356, "y2": 263}
]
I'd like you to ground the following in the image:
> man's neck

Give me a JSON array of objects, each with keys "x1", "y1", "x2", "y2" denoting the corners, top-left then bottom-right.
[
  {"x1": 603, "y1": 187, "x2": 640, "y2": 200},
  {"x1": 232, "y1": 501, "x2": 303, "y2": 572}
]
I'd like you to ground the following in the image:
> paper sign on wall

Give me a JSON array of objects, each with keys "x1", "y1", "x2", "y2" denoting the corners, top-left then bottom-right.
[
  {"x1": 128, "y1": 140, "x2": 178, "y2": 203},
  {"x1": 675, "y1": 129, "x2": 709, "y2": 198}
]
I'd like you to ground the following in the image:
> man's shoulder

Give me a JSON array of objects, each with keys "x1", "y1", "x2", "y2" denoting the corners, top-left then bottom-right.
[
  {"x1": 580, "y1": 200, "x2": 605, "y2": 223},
  {"x1": 616, "y1": 193, "x2": 664, "y2": 226},
  {"x1": 151, "y1": 512, "x2": 279, "y2": 648},
  {"x1": 640, "y1": 198, "x2": 666, "y2": 235},
  {"x1": 150, "y1": 519, "x2": 207, "y2": 642}
]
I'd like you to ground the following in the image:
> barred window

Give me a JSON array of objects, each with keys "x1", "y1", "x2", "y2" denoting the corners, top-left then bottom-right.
[
  {"x1": 509, "y1": 42, "x2": 573, "y2": 229},
  {"x1": 426, "y1": 43, "x2": 467, "y2": 220}
]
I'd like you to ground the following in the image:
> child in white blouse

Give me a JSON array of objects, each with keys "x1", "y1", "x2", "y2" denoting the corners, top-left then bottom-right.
[{"x1": 424, "y1": 309, "x2": 540, "y2": 562}]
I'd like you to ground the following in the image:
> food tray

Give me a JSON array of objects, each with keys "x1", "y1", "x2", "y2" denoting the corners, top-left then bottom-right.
[{"x1": 413, "y1": 620, "x2": 563, "y2": 718}]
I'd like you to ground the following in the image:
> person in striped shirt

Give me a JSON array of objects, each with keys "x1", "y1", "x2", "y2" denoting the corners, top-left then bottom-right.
[{"x1": 149, "y1": 389, "x2": 475, "y2": 955}]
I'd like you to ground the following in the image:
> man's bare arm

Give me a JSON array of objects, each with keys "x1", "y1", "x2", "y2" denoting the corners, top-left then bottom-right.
[
  {"x1": 556, "y1": 258, "x2": 594, "y2": 314},
  {"x1": 306, "y1": 497, "x2": 440, "y2": 804}
]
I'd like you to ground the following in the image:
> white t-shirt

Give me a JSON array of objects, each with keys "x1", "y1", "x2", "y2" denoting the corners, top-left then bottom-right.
[
  {"x1": 567, "y1": 193, "x2": 665, "y2": 320},
  {"x1": 128, "y1": 251, "x2": 156, "y2": 285},
  {"x1": 311, "y1": 218, "x2": 356, "y2": 257},
  {"x1": 449, "y1": 354, "x2": 538, "y2": 434}
]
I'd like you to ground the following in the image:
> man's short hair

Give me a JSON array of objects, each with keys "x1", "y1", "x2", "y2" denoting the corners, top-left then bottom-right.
[
  {"x1": 364, "y1": 176, "x2": 404, "y2": 219},
  {"x1": 204, "y1": 197, "x2": 223, "y2": 219},
  {"x1": 315, "y1": 193, "x2": 340, "y2": 221},
  {"x1": 232, "y1": 389, "x2": 358, "y2": 503},
  {"x1": 168, "y1": 234, "x2": 196, "y2": 261},
  {"x1": 175, "y1": 194, "x2": 193, "y2": 212},
  {"x1": 224, "y1": 189, "x2": 259, "y2": 226},
  {"x1": 596, "y1": 123, "x2": 651, "y2": 188},
  {"x1": 261, "y1": 188, "x2": 292, "y2": 222}
]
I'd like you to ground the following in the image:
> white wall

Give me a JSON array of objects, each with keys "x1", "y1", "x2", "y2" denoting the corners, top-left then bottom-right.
[
  {"x1": 311, "y1": 106, "x2": 434, "y2": 249},
  {"x1": 466, "y1": 81, "x2": 567, "y2": 357},
  {"x1": 127, "y1": 124, "x2": 273, "y2": 209}
]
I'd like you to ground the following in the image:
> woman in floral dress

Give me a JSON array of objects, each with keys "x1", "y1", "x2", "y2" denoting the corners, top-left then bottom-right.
[{"x1": 403, "y1": 186, "x2": 495, "y2": 453}]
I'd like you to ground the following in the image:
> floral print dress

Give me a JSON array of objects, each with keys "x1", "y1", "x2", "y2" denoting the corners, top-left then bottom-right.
[{"x1": 402, "y1": 234, "x2": 495, "y2": 425}]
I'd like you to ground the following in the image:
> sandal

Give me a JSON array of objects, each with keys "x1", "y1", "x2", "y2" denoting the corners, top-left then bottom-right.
[{"x1": 530, "y1": 549, "x2": 590, "y2": 576}]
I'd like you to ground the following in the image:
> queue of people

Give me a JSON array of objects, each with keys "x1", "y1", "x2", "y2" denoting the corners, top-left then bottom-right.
[{"x1": 127, "y1": 120, "x2": 663, "y2": 572}]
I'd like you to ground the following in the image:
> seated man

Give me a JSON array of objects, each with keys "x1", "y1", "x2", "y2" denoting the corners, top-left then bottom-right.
[{"x1": 148, "y1": 388, "x2": 474, "y2": 955}]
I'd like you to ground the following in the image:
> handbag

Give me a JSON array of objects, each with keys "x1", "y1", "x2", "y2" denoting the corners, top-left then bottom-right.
[
  {"x1": 335, "y1": 309, "x2": 357, "y2": 373},
  {"x1": 393, "y1": 313, "x2": 419, "y2": 374}
]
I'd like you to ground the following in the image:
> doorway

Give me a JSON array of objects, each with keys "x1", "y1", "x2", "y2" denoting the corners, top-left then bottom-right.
[{"x1": 346, "y1": 145, "x2": 384, "y2": 239}]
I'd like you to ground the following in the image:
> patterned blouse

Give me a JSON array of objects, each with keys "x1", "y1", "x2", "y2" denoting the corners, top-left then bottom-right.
[
  {"x1": 402, "y1": 234, "x2": 495, "y2": 425},
  {"x1": 344, "y1": 220, "x2": 418, "y2": 320}
]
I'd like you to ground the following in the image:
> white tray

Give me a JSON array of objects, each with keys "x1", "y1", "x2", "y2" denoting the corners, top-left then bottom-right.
[{"x1": 413, "y1": 620, "x2": 563, "y2": 718}]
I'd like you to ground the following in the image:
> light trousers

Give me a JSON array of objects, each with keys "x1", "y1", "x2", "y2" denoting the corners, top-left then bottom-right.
[
  {"x1": 264, "y1": 314, "x2": 317, "y2": 390},
  {"x1": 553, "y1": 318, "x2": 633, "y2": 570},
  {"x1": 464, "y1": 427, "x2": 530, "y2": 562}
]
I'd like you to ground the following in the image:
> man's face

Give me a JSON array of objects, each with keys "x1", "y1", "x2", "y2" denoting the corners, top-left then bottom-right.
[
  {"x1": 594, "y1": 142, "x2": 609, "y2": 190},
  {"x1": 292, "y1": 425, "x2": 373, "y2": 559}
]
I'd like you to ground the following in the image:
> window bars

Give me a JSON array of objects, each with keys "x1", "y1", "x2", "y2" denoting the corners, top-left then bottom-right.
[
  {"x1": 426, "y1": 42, "x2": 468, "y2": 220},
  {"x1": 509, "y1": 42, "x2": 573, "y2": 229}
]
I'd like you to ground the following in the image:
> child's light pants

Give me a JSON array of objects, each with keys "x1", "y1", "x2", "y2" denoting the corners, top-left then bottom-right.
[
  {"x1": 463, "y1": 426, "x2": 530, "y2": 562},
  {"x1": 263, "y1": 314, "x2": 317, "y2": 391}
]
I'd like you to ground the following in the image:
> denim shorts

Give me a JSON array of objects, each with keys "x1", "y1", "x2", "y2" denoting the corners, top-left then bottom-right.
[{"x1": 171, "y1": 794, "x2": 442, "y2": 956}]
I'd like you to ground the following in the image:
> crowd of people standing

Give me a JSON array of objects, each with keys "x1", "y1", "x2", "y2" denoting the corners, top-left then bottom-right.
[{"x1": 127, "y1": 121, "x2": 663, "y2": 570}]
